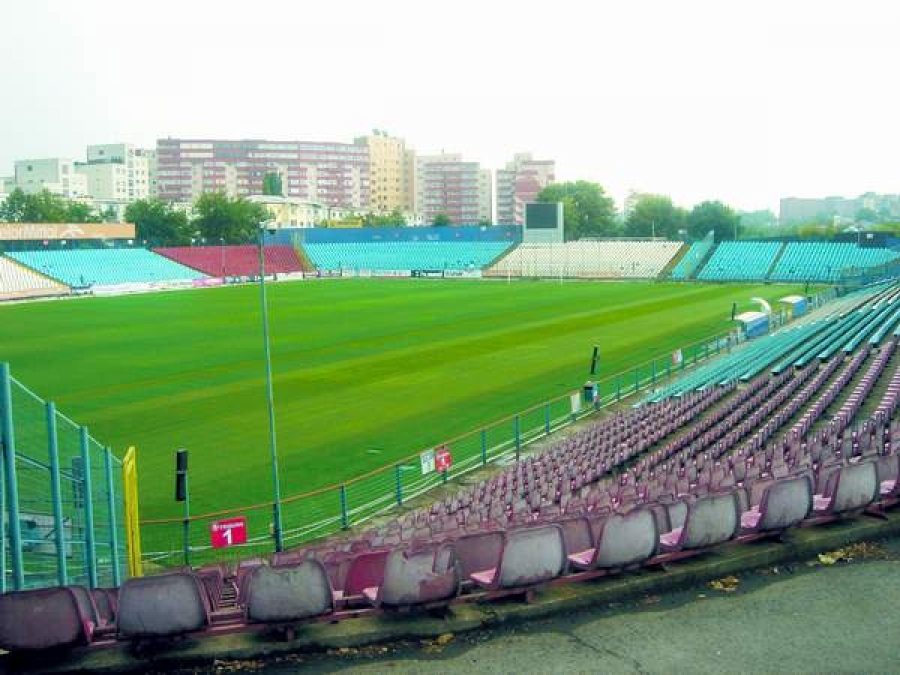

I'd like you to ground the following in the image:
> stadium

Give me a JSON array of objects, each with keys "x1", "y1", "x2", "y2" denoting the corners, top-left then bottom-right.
[{"x1": 3, "y1": 208, "x2": 900, "y2": 669}]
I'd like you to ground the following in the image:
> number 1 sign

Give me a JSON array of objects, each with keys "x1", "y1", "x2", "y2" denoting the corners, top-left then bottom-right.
[{"x1": 210, "y1": 516, "x2": 248, "y2": 549}]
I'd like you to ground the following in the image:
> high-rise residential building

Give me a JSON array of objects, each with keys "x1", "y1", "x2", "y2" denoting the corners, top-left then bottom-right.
[
  {"x1": 155, "y1": 138, "x2": 370, "y2": 209},
  {"x1": 779, "y1": 196, "x2": 859, "y2": 225},
  {"x1": 13, "y1": 158, "x2": 88, "y2": 198},
  {"x1": 75, "y1": 143, "x2": 151, "y2": 203},
  {"x1": 415, "y1": 153, "x2": 492, "y2": 225},
  {"x1": 0, "y1": 176, "x2": 13, "y2": 199},
  {"x1": 354, "y1": 132, "x2": 415, "y2": 214},
  {"x1": 145, "y1": 149, "x2": 158, "y2": 198},
  {"x1": 780, "y1": 193, "x2": 900, "y2": 224},
  {"x1": 495, "y1": 153, "x2": 555, "y2": 225}
]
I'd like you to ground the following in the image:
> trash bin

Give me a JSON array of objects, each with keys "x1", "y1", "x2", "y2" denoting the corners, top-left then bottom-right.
[{"x1": 583, "y1": 381, "x2": 598, "y2": 404}]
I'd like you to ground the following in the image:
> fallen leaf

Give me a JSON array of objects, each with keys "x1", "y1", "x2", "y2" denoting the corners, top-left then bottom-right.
[{"x1": 709, "y1": 575, "x2": 740, "y2": 592}]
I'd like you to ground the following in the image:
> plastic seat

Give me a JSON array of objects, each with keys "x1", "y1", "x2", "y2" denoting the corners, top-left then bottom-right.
[
  {"x1": 568, "y1": 507, "x2": 659, "y2": 571},
  {"x1": 362, "y1": 544, "x2": 460, "y2": 607},
  {"x1": 659, "y1": 492, "x2": 741, "y2": 552},
  {"x1": 468, "y1": 525, "x2": 566, "y2": 590},
  {"x1": 0, "y1": 587, "x2": 96, "y2": 652},
  {"x1": 740, "y1": 475, "x2": 813, "y2": 533},
  {"x1": 117, "y1": 572, "x2": 210, "y2": 638},
  {"x1": 245, "y1": 560, "x2": 334, "y2": 623}
]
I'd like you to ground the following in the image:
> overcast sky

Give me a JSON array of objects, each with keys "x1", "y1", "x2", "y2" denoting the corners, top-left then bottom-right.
[{"x1": 1, "y1": 0, "x2": 897, "y2": 212}]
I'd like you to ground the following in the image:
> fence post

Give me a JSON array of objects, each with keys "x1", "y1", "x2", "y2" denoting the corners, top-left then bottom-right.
[
  {"x1": 594, "y1": 382, "x2": 600, "y2": 410},
  {"x1": 47, "y1": 402, "x2": 68, "y2": 586},
  {"x1": 442, "y1": 469, "x2": 448, "y2": 484},
  {"x1": 80, "y1": 427, "x2": 98, "y2": 588},
  {"x1": 339, "y1": 485, "x2": 349, "y2": 529},
  {"x1": 121, "y1": 447, "x2": 142, "y2": 578},
  {"x1": 1, "y1": 363, "x2": 25, "y2": 591},
  {"x1": 545, "y1": 404, "x2": 551, "y2": 435},
  {"x1": 0, "y1": 426, "x2": 4, "y2": 594},
  {"x1": 105, "y1": 448, "x2": 121, "y2": 587},
  {"x1": 514, "y1": 415, "x2": 520, "y2": 462},
  {"x1": 616, "y1": 376, "x2": 621, "y2": 401},
  {"x1": 394, "y1": 465, "x2": 402, "y2": 506},
  {"x1": 480, "y1": 429, "x2": 487, "y2": 465},
  {"x1": 181, "y1": 472, "x2": 191, "y2": 569}
]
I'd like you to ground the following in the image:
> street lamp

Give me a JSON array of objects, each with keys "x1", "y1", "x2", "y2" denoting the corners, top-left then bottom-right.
[{"x1": 258, "y1": 220, "x2": 284, "y2": 551}]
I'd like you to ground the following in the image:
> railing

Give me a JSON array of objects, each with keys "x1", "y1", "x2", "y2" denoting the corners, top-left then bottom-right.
[{"x1": 1, "y1": 364, "x2": 128, "y2": 591}]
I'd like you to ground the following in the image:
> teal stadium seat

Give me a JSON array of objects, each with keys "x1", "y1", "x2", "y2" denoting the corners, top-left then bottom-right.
[
  {"x1": 696, "y1": 242, "x2": 783, "y2": 281},
  {"x1": 8, "y1": 248, "x2": 206, "y2": 287},
  {"x1": 302, "y1": 241, "x2": 513, "y2": 271},
  {"x1": 769, "y1": 242, "x2": 899, "y2": 283},
  {"x1": 671, "y1": 239, "x2": 715, "y2": 280}
]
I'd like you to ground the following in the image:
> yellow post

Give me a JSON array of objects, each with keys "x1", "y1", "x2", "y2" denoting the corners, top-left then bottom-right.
[{"x1": 122, "y1": 447, "x2": 143, "y2": 578}]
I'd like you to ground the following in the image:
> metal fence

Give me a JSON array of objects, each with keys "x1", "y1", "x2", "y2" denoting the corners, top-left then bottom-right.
[
  {"x1": 139, "y1": 328, "x2": 748, "y2": 569},
  {"x1": 1, "y1": 363, "x2": 128, "y2": 591}
]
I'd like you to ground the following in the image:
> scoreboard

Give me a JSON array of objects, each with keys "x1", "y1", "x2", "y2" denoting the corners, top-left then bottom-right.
[{"x1": 524, "y1": 202, "x2": 564, "y2": 243}]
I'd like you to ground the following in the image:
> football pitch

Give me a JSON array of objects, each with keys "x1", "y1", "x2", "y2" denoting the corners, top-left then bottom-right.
[{"x1": 0, "y1": 279, "x2": 806, "y2": 520}]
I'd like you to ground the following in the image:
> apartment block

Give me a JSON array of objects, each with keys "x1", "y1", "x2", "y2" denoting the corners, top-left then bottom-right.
[
  {"x1": 155, "y1": 138, "x2": 370, "y2": 209},
  {"x1": 354, "y1": 132, "x2": 414, "y2": 214},
  {"x1": 496, "y1": 153, "x2": 555, "y2": 225},
  {"x1": 415, "y1": 153, "x2": 492, "y2": 225},
  {"x1": 13, "y1": 158, "x2": 88, "y2": 198}
]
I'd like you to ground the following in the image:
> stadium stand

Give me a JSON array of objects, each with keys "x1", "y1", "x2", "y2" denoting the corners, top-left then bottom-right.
[
  {"x1": 154, "y1": 245, "x2": 307, "y2": 277},
  {"x1": 7, "y1": 280, "x2": 900, "y2": 657},
  {"x1": 303, "y1": 240, "x2": 513, "y2": 272},
  {"x1": 6, "y1": 248, "x2": 206, "y2": 288},
  {"x1": 769, "y1": 242, "x2": 899, "y2": 282},
  {"x1": 0, "y1": 254, "x2": 69, "y2": 300},
  {"x1": 695, "y1": 241, "x2": 783, "y2": 281},
  {"x1": 670, "y1": 235, "x2": 715, "y2": 280},
  {"x1": 485, "y1": 241, "x2": 684, "y2": 279}
]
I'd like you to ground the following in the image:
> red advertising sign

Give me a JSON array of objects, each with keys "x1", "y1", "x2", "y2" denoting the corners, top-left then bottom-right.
[
  {"x1": 435, "y1": 445, "x2": 453, "y2": 472},
  {"x1": 210, "y1": 516, "x2": 247, "y2": 548}
]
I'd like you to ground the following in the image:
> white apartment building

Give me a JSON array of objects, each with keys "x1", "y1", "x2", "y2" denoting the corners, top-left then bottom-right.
[
  {"x1": 13, "y1": 158, "x2": 88, "y2": 198},
  {"x1": 75, "y1": 143, "x2": 151, "y2": 202}
]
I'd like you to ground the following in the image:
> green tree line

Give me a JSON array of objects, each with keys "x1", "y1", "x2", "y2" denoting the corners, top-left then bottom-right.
[{"x1": 536, "y1": 183, "x2": 743, "y2": 242}]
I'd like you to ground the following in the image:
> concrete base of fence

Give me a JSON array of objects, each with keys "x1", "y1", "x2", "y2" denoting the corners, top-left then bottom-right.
[{"x1": 11, "y1": 509, "x2": 900, "y2": 675}]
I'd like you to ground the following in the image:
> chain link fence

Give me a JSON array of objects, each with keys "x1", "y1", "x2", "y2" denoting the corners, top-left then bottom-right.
[{"x1": 1, "y1": 364, "x2": 127, "y2": 591}]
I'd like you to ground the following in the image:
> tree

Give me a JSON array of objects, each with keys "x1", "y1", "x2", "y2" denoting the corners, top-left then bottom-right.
[
  {"x1": 262, "y1": 172, "x2": 283, "y2": 197},
  {"x1": 0, "y1": 188, "x2": 28, "y2": 222},
  {"x1": 432, "y1": 213, "x2": 451, "y2": 227},
  {"x1": 686, "y1": 200, "x2": 742, "y2": 241},
  {"x1": 363, "y1": 210, "x2": 405, "y2": 228},
  {"x1": 625, "y1": 194, "x2": 686, "y2": 239},
  {"x1": 855, "y1": 207, "x2": 878, "y2": 224},
  {"x1": 125, "y1": 199, "x2": 192, "y2": 246},
  {"x1": 64, "y1": 201, "x2": 101, "y2": 224},
  {"x1": 478, "y1": 218, "x2": 492, "y2": 227},
  {"x1": 0, "y1": 188, "x2": 99, "y2": 223},
  {"x1": 192, "y1": 192, "x2": 268, "y2": 244},
  {"x1": 536, "y1": 181, "x2": 618, "y2": 240}
]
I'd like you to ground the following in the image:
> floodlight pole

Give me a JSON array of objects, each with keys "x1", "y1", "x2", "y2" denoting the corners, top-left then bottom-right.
[{"x1": 258, "y1": 223, "x2": 284, "y2": 552}]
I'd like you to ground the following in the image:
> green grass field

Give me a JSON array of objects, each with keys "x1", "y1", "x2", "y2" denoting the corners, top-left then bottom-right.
[{"x1": 0, "y1": 279, "x2": 805, "y2": 521}]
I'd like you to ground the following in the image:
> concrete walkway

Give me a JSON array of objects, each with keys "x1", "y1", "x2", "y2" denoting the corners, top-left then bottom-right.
[{"x1": 269, "y1": 553, "x2": 900, "y2": 675}]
